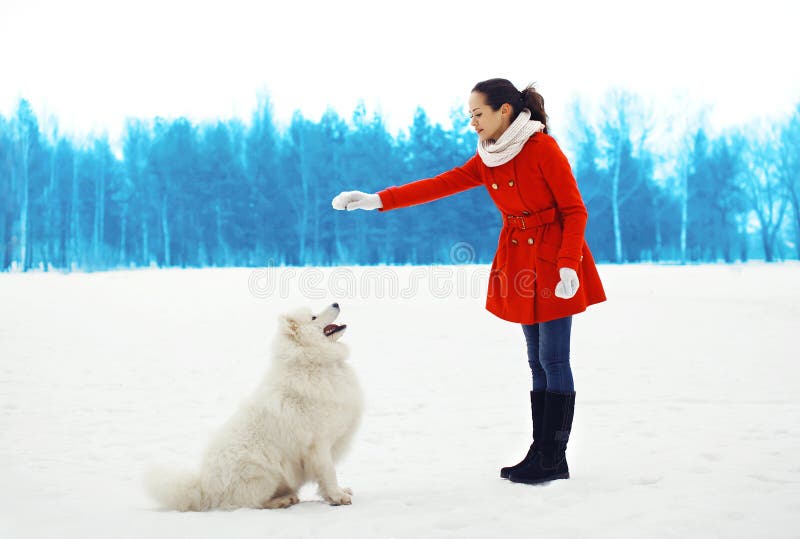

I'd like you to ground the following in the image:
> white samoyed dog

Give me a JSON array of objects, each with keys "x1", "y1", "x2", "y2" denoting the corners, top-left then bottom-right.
[{"x1": 144, "y1": 303, "x2": 363, "y2": 510}]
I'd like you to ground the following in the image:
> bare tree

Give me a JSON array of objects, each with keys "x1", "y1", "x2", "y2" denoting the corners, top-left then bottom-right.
[
  {"x1": 69, "y1": 147, "x2": 80, "y2": 268},
  {"x1": 13, "y1": 101, "x2": 39, "y2": 271},
  {"x1": 776, "y1": 104, "x2": 800, "y2": 259},
  {"x1": 122, "y1": 119, "x2": 151, "y2": 265},
  {"x1": 92, "y1": 138, "x2": 108, "y2": 265},
  {"x1": 286, "y1": 113, "x2": 311, "y2": 265},
  {"x1": 0, "y1": 116, "x2": 15, "y2": 270},
  {"x1": 672, "y1": 110, "x2": 711, "y2": 263},
  {"x1": 599, "y1": 89, "x2": 652, "y2": 262},
  {"x1": 744, "y1": 130, "x2": 788, "y2": 261}
]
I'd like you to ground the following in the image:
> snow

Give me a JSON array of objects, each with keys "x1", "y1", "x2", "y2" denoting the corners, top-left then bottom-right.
[{"x1": 1, "y1": 263, "x2": 799, "y2": 538}]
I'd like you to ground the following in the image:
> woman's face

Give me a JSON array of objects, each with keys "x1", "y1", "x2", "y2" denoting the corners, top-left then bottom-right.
[{"x1": 469, "y1": 91, "x2": 511, "y2": 143}]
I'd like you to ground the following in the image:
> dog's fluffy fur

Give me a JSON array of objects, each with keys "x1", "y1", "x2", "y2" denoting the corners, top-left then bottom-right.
[{"x1": 144, "y1": 304, "x2": 363, "y2": 510}]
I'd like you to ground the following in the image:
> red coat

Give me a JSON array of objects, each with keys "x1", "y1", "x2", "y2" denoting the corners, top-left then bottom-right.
[{"x1": 377, "y1": 132, "x2": 606, "y2": 324}]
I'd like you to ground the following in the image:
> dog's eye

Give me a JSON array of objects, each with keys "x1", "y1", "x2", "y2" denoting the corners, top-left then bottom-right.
[{"x1": 311, "y1": 316, "x2": 316, "y2": 320}]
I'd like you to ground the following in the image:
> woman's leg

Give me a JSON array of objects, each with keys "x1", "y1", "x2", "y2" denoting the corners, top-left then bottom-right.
[
  {"x1": 538, "y1": 316, "x2": 574, "y2": 393},
  {"x1": 502, "y1": 323, "x2": 549, "y2": 479},
  {"x1": 508, "y1": 315, "x2": 576, "y2": 484},
  {"x1": 521, "y1": 323, "x2": 547, "y2": 391}
]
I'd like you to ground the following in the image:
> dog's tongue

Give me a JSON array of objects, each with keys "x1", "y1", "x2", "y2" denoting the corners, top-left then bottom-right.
[{"x1": 324, "y1": 324, "x2": 346, "y2": 336}]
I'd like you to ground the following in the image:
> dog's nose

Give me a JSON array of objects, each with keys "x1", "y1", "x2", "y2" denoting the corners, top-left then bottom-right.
[{"x1": 332, "y1": 302, "x2": 340, "y2": 309}]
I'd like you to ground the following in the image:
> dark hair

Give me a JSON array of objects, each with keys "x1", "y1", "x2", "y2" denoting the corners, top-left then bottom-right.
[{"x1": 471, "y1": 78, "x2": 548, "y2": 134}]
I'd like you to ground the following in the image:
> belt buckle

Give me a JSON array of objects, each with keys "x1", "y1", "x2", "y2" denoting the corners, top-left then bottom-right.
[{"x1": 508, "y1": 214, "x2": 526, "y2": 230}]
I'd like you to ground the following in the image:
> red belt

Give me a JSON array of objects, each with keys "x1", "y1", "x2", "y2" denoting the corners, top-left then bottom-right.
[{"x1": 505, "y1": 207, "x2": 558, "y2": 230}]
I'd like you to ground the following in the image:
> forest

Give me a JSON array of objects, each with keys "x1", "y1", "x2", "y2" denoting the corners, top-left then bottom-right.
[{"x1": 1, "y1": 92, "x2": 798, "y2": 271}]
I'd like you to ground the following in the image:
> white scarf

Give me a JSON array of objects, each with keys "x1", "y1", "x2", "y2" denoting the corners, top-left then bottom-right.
[{"x1": 477, "y1": 108, "x2": 545, "y2": 167}]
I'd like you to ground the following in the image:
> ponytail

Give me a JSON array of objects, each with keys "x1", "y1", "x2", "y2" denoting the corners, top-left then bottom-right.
[{"x1": 520, "y1": 84, "x2": 548, "y2": 134}]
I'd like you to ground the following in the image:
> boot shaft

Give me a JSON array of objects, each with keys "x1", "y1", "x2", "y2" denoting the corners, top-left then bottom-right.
[
  {"x1": 541, "y1": 391, "x2": 576, "y2": 455},
  {"x1": 530, "y1": 390, "x2": 546, "y2": 447}
]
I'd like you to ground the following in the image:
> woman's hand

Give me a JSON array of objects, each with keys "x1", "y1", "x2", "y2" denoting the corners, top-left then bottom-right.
[
  {"x1": 331, "y1": 191, "x2": 383, "y2": 211},
  {"x1": 555, "y1": 267, "x2": 580, "y2": 299}
]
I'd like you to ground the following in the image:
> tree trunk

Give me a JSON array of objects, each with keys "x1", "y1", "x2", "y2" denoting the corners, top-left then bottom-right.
[
  {"x1": 215, "y1": 200, "x2": 225, "y2": 266},
  {"x1": 93, "y1": 151, "x2": 106, "y2": 266},
  {"x1": 611, "y1": 138, "x2": 622, "y2": 263},
  {"x1": 296, "y1": 134, "x2": 309, "y2": 265},
  {"x1": 18, "y1": 129, "x2": 30, "y2": 271},
  {"x1": 680, "y1": 165, "x2": 688, "y2": 264},
  {"x1": 141, "y1": 213, "x2": 149, "y2": 265},
  {"x1": 720, "y1": 208, "x2": 732, "y2": 263},
  {"x1": 161, "y1": 193, "x2": 170, "y2": 266},
  {"x1": 789, "y1": 188, "x2": 800, "y2": 259},
  {"x1": 46, "y1": 142, "x2": 56, "y2": 269},
  {"x1": 119, "y1": 205, "x2": 127, "y2": 266},
  {"x1": 760, "y1": 227, "x2": 773, "y2": 262},
  {"x1": 69, "y1": 156, "x2": 80, "y2": 268},
  {"x1": 653, "y1": 208, "x2": 662, "y2": 262},
  {"x1": 0, "y1": 198, "x2": 7, "y2": 271}
]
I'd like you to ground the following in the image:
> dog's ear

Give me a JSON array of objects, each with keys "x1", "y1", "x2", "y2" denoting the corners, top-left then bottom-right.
[{"x1": 279, "y1": 314, "x2": 300, "y2": 339}]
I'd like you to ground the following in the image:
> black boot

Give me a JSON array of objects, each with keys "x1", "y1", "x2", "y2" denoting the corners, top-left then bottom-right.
[
  {"x1": 508, "y1": 391, "x2": 575, "y2": 485},
  {"x1": 500, "y1": 390, "x2": 546, "y2": 479}
]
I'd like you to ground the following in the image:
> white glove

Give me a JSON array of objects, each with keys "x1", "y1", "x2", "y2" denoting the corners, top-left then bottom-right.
[
  {"x1": 554, "y1": 267, "x2": 580, "y2": 299},
  {"x1": 331, "y1": 191, "x2": 383, "y2": 211}
]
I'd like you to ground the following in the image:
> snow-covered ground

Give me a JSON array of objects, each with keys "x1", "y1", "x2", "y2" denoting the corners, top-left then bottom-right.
[{"x1": 1, "y1": 263, "x2": 799, "y2": 539}]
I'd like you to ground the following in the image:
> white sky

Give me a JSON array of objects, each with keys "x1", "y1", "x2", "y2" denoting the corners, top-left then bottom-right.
[{"x1": 1, "y1": 0, "x2": 798, "y2": 147}]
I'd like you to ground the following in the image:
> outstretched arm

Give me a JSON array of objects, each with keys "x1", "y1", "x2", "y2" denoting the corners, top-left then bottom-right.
[
  {"x1": 377, "y1": 154, "x2": 482, "y2": 211},
  {"x1": 332, "y1": 154, "x2": 483, "y2": 212}
]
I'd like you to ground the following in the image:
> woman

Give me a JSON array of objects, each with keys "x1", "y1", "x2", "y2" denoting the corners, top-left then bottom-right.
[{"x1": 331, "y1": 78, "x2": 606, "y2": 484}]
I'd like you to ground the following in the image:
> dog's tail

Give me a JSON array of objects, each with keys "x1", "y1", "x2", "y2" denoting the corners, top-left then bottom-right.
[{"x1": 143, "y1": 464, "x2": 213, "y2": 511}]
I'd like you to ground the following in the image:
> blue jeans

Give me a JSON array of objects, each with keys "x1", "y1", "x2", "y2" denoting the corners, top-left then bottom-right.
[{"x1": 521, "y1": 316, "x2": 574, "y2": 393}]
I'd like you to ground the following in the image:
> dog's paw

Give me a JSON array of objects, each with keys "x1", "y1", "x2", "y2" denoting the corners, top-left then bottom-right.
[
  {"x1": 262, "y1": 494, "x2": 300, "y2": 509},
  {"x1": 324, "y1": 489, "x2": 352, "y2": 506},
  {"x1": 343, "y1": 487, "x2": 353, "y2": 495}
]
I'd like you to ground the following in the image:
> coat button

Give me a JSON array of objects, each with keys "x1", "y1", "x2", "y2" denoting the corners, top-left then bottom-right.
[
  {"x1": 580, "y1": 255, "x2": 584, "y2": 261},
  {"x1": 511, "y1": 239, "x2": 518, "y2": 245},
  {"x1": 527, "y1": 238, "x2": 534, "y2": 245},
  {"x1": 491, "y1": 183, "x2": 498, "y2": 190},
  {"x1": 508, "y1": 180, "x2": 515, "y2": 187}
]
